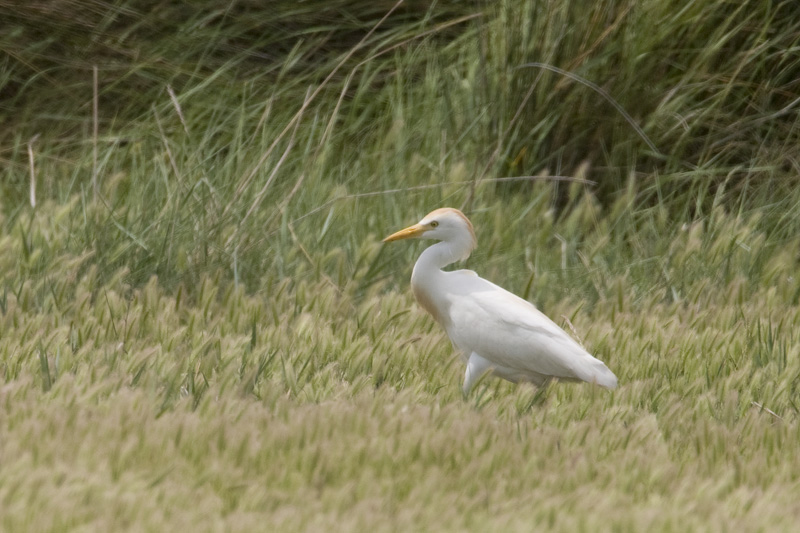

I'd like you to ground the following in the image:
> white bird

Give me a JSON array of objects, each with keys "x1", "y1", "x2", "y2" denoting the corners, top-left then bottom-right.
[{"x1": 383, "y1": 207, "x2": 618, "y2": 394}]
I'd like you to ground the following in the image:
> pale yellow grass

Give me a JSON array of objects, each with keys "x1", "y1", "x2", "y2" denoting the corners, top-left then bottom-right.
[{"x1": 2, "y1": 203, "x2": 800, "y2": 531}]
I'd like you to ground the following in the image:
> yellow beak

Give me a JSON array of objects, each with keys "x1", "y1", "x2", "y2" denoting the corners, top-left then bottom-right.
[{"x1": 382, "y1": 223, "x2": 427, "y2": 243}]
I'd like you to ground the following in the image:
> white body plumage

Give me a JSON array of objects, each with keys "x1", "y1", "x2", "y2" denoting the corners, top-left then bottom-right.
[{"x1": 384, "y1": 207, "x2": 618, "y2": 393}]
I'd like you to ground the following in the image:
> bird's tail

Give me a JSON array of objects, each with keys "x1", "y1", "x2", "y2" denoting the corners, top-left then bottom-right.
[{"x1": 592, "y1": 364, "x2": 618, "y2": 389}]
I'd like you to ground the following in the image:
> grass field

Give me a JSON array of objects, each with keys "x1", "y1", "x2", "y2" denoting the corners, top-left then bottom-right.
[{"x1": 2, "y1": 0, "x2": 800, "y2": 530}]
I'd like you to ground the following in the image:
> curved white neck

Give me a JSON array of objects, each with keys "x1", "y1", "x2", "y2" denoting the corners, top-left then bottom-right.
[
  {"x1": 409, "y1": 238, "x2": 474, "y2": 328},
  {"x1": 412, "y1": 238, "x2": 472, "y2": 279}
]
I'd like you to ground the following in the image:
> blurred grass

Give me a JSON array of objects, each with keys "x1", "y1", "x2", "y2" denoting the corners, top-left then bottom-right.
[
  {"x1": 2, "y1": 0, "x2": 800, "y2": 530},
  {"x1": 2, "y1": 0, "x2": 799, "y2": 293}
]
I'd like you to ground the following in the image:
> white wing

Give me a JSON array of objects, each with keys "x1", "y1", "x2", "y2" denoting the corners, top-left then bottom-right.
[{"x1": 442, "y1": 270, "x2": 617, "y2": 388}]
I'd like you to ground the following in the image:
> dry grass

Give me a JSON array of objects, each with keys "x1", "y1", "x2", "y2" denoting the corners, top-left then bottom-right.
[
  {"x1": 3, "y1": 196, "x2": 800, "y2": 531},
  {"x1": 3, "y1": 0, "x2": 800, "y2": 530}
]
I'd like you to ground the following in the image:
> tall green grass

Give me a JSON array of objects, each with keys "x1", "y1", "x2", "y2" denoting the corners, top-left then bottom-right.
[
  {"x1": 2, "y1": 0, "x2": 800, "y2": 530},
  {"x1": 3, "y1": 0, "x2": 800, "y2": 293}
]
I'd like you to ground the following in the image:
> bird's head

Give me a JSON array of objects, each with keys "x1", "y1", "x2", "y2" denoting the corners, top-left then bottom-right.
[{"x1": 383, "y1": 207, "x2": 477, "y2": 252}]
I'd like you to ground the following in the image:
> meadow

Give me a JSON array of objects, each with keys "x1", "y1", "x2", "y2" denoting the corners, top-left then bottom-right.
[{"x1": 2, "y1": 0, "x2": 800, "y2": 530}]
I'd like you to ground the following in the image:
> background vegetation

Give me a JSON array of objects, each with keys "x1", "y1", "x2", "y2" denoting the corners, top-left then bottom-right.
[{"x1": 2, "y1": 0, "x2": 800, "y2": 530}]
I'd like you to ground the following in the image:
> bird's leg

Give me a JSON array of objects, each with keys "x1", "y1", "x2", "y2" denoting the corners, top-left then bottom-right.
[{"x1": 463, "y1": 352, "x2": 493, "y2": 397}]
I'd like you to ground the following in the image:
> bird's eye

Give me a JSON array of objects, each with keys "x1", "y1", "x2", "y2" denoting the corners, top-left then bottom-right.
[{"x1": 430, "y1": 221, "x2": 439, "y2": 228}]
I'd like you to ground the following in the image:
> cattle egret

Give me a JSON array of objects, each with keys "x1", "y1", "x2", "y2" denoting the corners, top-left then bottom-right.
[{"x1": 383, "y1": 207, "x2": 618, "y2": 394}]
